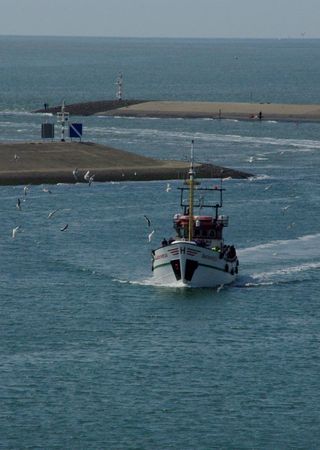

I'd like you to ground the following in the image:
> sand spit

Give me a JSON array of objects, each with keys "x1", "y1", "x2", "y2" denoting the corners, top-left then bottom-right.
[
  {"x1": 99, "y1": 100, "x2": 320, "y2": 122},
  {"x1": 0, "y1": 141, "x2": 251, "y2": 185},
  {"x1": 34, "y1": 100, "x2": 320, "y2": 122}
]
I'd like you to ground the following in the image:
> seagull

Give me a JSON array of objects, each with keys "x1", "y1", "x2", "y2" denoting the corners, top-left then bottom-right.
[
  {"x1": 148, "y1": 230, "x2": 155, "y2": 242},
  {"x1": 16, "y1": 198, "x2": 21, "y2": 210},
  {"x1": 144, "y1": 215, "x2": 151, "y2": 227},
  {"x1": 287, "y1": 222, "x2": 295, "y2": 229},
  {"x1": 47, "y1": 208, "x2": 59, "y2": 219},
  {"x1": 281, "y1": 205, "x2": 290, "y2": 214},
  {"x1": 14, "y1": 154, "x2": 19, "y2": 161},
  {"x1": 23, "y1": 186, "x2": 29, "y2": 196},
  {"x1": 217, "y1": 284, "x2": 224, "y2": 293},
  {"x1": 166, "y1": 183, "x2": 171, "y2": 192},
  {"x1": 84, "y1": 170, "x2": 91, "y2": 182},
  {"x1": 60, "y1": 224, "x2": 69, "y2": 231},
  {"x1": 72, "y1": 168, "x2": 79, "y2": 180},
  {"x1": 264, "y1": 184, "x2": 272, "y2": 191},
  {"x1": 42, "y1": 187, "x2": 52, "y2": 194},
  {"x1": 12, "y1": 226, "x2": 21, "y2": 239},
  {"x1": 88, "y1": 174, "x2": 95, "y2": 186}
]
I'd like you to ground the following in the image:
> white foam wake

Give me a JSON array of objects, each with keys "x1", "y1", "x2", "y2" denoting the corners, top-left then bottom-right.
[
  {"x1": 251, "y1": 261, "x2": 320, "y2": 280},
  {"x1": 113, "y1": 276, "x2": 189, "y2": 289},
  {"x1": 238, "y1": 233, "x2": 320, "y2": 260},
  {"x1": 237, "y1": 233, "x2": 320, "y2": 287}
]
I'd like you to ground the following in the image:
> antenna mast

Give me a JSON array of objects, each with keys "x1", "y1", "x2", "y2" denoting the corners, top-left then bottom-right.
[
  {"x1": 56, "y1": 100, "x2": 69, "y2": 142},
  {"x1": 188, "y1": 139, "x2": 195, "y2": 241}
]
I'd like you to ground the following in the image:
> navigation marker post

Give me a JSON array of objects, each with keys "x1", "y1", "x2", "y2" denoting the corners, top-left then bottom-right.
[
  {"x1": 116, "y1": 73, "x2": 123, "y2": 101},
  {"x1": 56, "y1": 100, "x2": 70, "y2": 142}
]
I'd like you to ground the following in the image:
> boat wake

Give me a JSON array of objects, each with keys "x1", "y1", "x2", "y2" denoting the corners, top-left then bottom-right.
[
  {"x1": 236, "y1": 260, "x2": 320, "y2": 288},
  {"x1": 113, "y1": 277, "x2": 190, "y2": 289},
  {"x1": 236, "y1": 233, "x2": 320, "y2": 287},
  {"x1": 114, "y1": 277, "x2": 231, "y2": 293},
  {"x1": 238, "y1": 233, "x2": 320, "y2": 260},
  {"x1": 114, "y1": 233, "x2": 320, "y2": 290}
]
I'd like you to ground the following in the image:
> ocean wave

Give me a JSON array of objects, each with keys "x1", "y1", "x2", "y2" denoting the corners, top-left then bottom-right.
[
  {"x1": 0, "y1": 109, "x2": 36, "y2": 116},
  {"x1": 248, "y1": 174, "x2": 273, "y2": 181},
  {"x1": 85, "y1": 125, "x2": 320, "y2": 151}
]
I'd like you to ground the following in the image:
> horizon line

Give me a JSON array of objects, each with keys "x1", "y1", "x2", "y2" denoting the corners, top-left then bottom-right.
[{"x1": 0, "y1": 33, "x2": 319, "y2": 41}]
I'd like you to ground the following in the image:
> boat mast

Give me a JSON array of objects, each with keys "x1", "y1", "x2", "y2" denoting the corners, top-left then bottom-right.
[{"x1": 188, "y1": 139, "x2": 195, "y2": 241}]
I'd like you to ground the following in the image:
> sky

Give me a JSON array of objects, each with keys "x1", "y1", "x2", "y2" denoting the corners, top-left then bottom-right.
[{"x1": 0, "y1": 0, "x2": 319, "y2": 39}]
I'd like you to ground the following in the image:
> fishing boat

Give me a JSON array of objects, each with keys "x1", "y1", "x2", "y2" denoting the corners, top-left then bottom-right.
[{"x1": 151, "y1": 140, "x2": 239, "y2": 288}]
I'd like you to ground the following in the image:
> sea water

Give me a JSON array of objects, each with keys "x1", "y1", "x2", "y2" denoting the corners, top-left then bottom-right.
[{"x1": 0, "y1": 36, "x2": 320, "y2": 449}]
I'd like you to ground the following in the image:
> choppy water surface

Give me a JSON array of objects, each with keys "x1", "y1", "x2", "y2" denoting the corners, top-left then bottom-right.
[{"x1": 1, "y1": 37, "x2": 320, "y2": 449}]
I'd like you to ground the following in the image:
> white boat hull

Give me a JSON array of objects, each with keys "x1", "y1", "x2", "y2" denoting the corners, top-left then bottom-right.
[{"x1": 152, "y1": 241, "x2": 238, "y2": 288}]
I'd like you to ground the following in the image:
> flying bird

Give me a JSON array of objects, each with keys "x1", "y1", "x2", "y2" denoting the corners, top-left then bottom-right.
[
  {"x1": 72, "y1": 168, "x2": 79, "y2": 180},
  {"x1": 166, "y1": 183, "x2": 171, "y2": 192},
  {"x1": 148, "y1": 230, "x2": 155, "y2": 242},
  {"x1": 281, "y1": 205, "x2": 290, "y2": 214},
  {"x1": 23, "y1": 186, "x2": 29, "y2": 196},
  {"x1": 144, "y1": 215, "x2": 151, "y2": 227},
  {"x1": 12, "y1": 226, "x2": 21, "y2": 239},
  {"x1": 264, "y1": 184, "x2": 272, "y2": 191},
  {"x1": 88, "y1": 174, "x2": 95, "y2": 186},
  {"x1": 84, "y1": 170, "x2": 91, "y2": 181},
  {"x1": 60, "y1": 224, "x2": 69, "y2": 231},
  {"x1": 42, "y1": 187, "x2": 52, "y2": 194},
  {"x1": 16, "y1": 198, "x2": 21, "y2": 210},
  {"x1": 287, "y1": 222, "x2": 295, "y2": 229},
  {"x1": 217, "y1": 284, "x2": 224, "y2": 293},
  {"x1": 47, "y1": 208, "x2": 59, "y2": 219}
]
